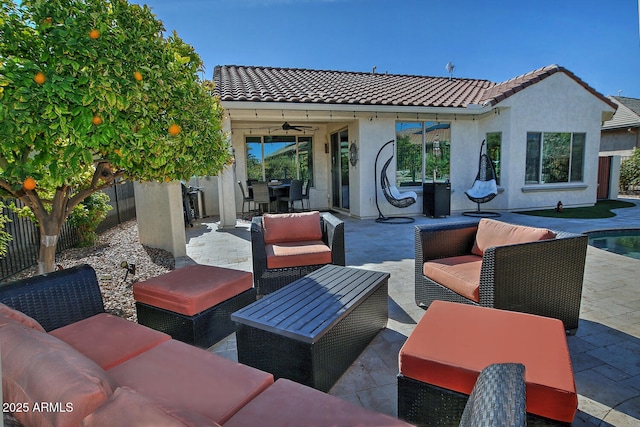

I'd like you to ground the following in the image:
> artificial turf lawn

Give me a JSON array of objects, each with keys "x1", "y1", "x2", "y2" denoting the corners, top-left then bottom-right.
[{"x1": 515, "y1": 199, "x2": 636, "y2": 219}]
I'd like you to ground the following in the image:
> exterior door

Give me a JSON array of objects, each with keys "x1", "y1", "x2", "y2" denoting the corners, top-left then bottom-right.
[{"x1": 331, "y1": 129, "x2": 349, "y2": 210}]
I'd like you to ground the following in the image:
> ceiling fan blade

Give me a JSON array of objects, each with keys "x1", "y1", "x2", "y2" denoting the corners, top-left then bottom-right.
[{"x1": 282, "y1": 121, "x2": 312, "y2": 131}]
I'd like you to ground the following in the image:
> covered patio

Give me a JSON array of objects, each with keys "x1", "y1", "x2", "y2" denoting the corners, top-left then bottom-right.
[{"x1": 182, "y1": 200, "x2": 640, "y2": 426}]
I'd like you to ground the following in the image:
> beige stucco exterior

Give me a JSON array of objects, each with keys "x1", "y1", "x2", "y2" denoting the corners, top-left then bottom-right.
[{"x1": 213, "y1": 71, "x2": 615, "y2": 220}]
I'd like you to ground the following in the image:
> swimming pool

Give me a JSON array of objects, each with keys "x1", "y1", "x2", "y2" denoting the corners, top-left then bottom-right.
[{"x1": 587, "y1": 229, "x2": 640, "y2": 260}]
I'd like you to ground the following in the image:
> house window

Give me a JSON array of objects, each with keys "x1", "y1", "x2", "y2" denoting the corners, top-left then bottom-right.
[
  {"x1": 486, "y1": 132, "x2": 502, "y2": 185},
  {"x1": 525, "y1": 132, "x2": 585, "y2": 184},
  {"x1": 245, "y1": 135, "x2": 313, "y2": 184},
  {"x1": 395, "y1": 122, "x2": 451, "y2": 186}
]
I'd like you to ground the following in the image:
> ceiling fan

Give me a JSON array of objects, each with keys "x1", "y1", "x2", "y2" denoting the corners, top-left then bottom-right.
[{"x1": 281, "y1": 122, "x2": 313, "y2": 131}]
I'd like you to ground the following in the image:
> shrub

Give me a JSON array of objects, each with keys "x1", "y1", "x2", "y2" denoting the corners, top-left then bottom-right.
[
  {"x1": 67, "y1": 192, "x2": 113, "y2": 247},
  {"x1": 620, "y1": 148, "x2": 640, "y2": 191}
]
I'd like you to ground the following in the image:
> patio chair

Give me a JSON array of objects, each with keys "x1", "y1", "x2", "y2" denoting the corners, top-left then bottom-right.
[
  {"x1": 375, "y1": 140, "x2": 417, "y2": 224},
  {"x1": 252, "y1": 181, "x2": 273, "y2": 214},
  {"x1": 463, "y1": 140, "x2": 500, "y2": 217},
  {"x1": 279, "y1": 179, "x2": 303, "y2": 212},
  {"x1": 250, "y1": 211, "x2": 345, "y2": 296},
  {"x1": 414, "y1": 218, "x2": 588, "y2": 333},
  {"x1": 301, "y1": 179, "x2": 311, "y2": 211},
  {"x1": 238, "y1": 181, "x2": 254, "y2": 218}
]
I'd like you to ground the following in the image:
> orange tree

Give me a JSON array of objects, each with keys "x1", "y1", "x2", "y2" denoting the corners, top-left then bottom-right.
[{"x1": 0, "y1": 0, "x2": 230, "y2": 273}]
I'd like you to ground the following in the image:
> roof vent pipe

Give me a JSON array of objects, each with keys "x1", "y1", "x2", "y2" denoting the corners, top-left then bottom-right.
[{"x1": 372, "y1": 66, "x2": 377, "y2": 74}]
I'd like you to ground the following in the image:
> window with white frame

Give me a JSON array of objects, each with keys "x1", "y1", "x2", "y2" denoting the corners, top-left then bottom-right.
[
  {"x1": 245, "y1": 135, "x2": 313, "y2": 184},
  {"x1": 525, "y1": 132, "x2": 585, "y2": 184},
  {"x1": 395, "y1": 122, "x2": 451, "y2": 186}
]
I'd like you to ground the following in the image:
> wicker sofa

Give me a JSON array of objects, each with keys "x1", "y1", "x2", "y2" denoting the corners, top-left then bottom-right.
[
  {"x1": 251, "y1": 211, "x2": 345, "y2": 296},
  {"x1": 0, "y1": 264, "x2": 410, "y2": 427},
  {"x1": 415, "y1": 218, "x2": 588, "y2": 333}
]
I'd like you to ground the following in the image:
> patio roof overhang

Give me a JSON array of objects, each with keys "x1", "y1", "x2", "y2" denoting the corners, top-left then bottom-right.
[{"x1": 220, "y1": 101, "x2": 498, "y2": 124}]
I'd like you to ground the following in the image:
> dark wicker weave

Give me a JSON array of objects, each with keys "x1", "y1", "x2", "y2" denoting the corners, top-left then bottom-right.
[
  {"x1": 414, "y1": 221, "x2": 588, "y2": 333},
  {"x1": 0, "y1": 264, "x2": 104, "y2": 331},
  {"x1": 250, "y1": 212, "x2": 345, "y2": 296},
  {"x1": 136, "y1": 287, "x2": 256, "y2": 348},
  {"x1": 398, "y1": 372, "x2": 564, "y2": 426},
  {"x1": 459, "y1": 363, "x2": 526, "y2": 427},
  {"x1": 232, "y1": 265, "x2": 389, "y2": 392}
]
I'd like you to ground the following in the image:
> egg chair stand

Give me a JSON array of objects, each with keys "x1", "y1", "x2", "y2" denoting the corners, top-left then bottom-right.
[{"x1": 375, "y1": 140, "x2": 417, "y2": 224}]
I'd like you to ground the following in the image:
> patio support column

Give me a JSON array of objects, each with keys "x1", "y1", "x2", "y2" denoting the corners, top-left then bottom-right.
[
  {"x1": 134, "y1": 180, "x2": 187, "y2": 258},
  {"x1": 217, "y1": 117, "x2": 237, "y2": 229}
]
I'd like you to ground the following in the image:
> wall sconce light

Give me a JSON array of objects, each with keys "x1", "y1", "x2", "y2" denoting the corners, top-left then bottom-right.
[{"x1": 324, "y1": 143, "x2": 329, "y2": 153}]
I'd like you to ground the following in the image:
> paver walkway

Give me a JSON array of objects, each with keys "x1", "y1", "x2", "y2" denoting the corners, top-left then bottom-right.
[{"x1": 181, "y1": 198, "x2": 640, "y2": 426}]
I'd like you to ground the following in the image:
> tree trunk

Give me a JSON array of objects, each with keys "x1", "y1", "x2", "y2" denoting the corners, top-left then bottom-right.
[{"x1": 37, "y1": 216, "x2": 62, "y2": 274}]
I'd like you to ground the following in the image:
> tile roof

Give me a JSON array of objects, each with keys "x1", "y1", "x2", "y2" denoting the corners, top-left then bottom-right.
[
  {"x1": 214, "y1": 64, "x2": 616, "y2": 110},
  {"x1": 602, "y1": 96, "x2": 640, "y2": 130}
]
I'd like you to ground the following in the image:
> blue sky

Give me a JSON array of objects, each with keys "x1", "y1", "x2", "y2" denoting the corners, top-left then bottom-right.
[{"x1": 133, "y1": 0, "x2": 640, "y2": 98}]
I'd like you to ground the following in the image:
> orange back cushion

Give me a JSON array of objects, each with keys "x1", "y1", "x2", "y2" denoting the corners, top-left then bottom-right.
[
  {"x1": 471, "y1": 218, "x2": 556, "y2": 256},
  {"x1": 263, "y1": 211, "x2": 322, "y2": 244}
]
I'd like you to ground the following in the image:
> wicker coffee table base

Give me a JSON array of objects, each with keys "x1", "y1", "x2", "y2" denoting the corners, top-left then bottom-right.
[
  {"x1": 136, "y1": 288, "x2": 256, "y2": 348},
  {"x1": 236, "y1": 282, "x2": 388, "y2": 392}
]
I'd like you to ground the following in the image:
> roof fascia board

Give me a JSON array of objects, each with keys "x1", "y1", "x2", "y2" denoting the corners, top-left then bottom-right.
[{"x1": 221, "y1": 101, "x2": 492, "y2": 117}]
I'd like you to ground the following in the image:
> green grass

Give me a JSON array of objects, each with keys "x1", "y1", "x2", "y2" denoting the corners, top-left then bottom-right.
[{"x1": 515, "y1": 199, "x2": 636, "y2": 219}]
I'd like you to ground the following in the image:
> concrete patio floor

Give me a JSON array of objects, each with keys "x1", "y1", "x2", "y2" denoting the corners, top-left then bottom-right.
[{"x1": 180, "y1": 198, "x2": 640, "y2": 426}]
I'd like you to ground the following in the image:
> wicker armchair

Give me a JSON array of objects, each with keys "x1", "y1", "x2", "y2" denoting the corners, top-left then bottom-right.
[
  {"x1": 415, "y1": 220, "x2": 588, "y2": 333},
  {"x1": 251, "y1": 212, "x2": 345, "y2": 296}
]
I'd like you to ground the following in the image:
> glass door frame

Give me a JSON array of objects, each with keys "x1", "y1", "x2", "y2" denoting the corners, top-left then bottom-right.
[{"x1": 330, "y1": 128, "x2": 350, "y2": 211}]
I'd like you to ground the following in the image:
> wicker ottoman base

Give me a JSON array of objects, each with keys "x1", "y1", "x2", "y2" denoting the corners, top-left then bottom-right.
[
  {"x1": 136, "y1": 288, "x2": 256, "y2": 348},
  {"x1": 397, "y1": 375, "x2": 566, "y2": 426}
]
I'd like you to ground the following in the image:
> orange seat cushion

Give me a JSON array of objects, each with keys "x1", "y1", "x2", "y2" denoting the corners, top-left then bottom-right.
[
  {"x1": 0, "y1": 322, "x2": 115, "y2": 427},
  {"x1": 399, "y1": 301, "x2": 577, "y2": 423},
  {"x1": 50, "y1": 313, "x2": 171, "y2": 370},
  {"x1": 0, "y1": 302, "x2": 45, "y2": 332},
  {"x1": 471, "y1": 218, "x2": 556, "y2": 256},
  {"x1": 133, "y1": 264, "x2": 252, "y2": 316},
  {"x1": 262, "y1": 211, "x2": 322, "y2": 244},
  {"x1": 265, "y1": 240, "x2": 332, "y2": 269},
  {"x1": 107, "y1": 339, "x2": 274, "y2": 425},
  {"x1": 423, "y1": 255, "x2": 482, "y2": 302},
  {"x1": 225, "y1": 379, "x2": 414, "y2": 427},
  {"x1": 81, "y1": 386, "x2": 220, "y2": 427}
]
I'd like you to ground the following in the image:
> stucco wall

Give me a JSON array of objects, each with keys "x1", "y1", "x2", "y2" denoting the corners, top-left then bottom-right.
[
  {"x1": 600, "y1": 127, "x2": 638, "y2": 157},
  {"x1": 483, "y1": 72, "x2": 613, "y2": 210},
  {"x1": 221, "y1": 72, "x2": 613, "y2": 219}
]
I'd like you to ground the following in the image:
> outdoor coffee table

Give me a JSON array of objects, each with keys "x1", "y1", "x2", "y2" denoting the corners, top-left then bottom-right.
[{"x1": 231, "y1": 264, "x2": 390, "y2": 392}]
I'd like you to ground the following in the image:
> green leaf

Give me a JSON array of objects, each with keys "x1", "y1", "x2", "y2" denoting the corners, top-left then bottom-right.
[{"x1": 106, "y1": 92, "x2": 116, "y2": 107}]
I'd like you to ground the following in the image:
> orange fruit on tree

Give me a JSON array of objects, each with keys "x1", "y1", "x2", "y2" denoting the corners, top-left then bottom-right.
[
  {"x1": 133, "y1": 71, "x2": 143, "y2": 81},
  {"x1": 92, "y1": 115, "x2": 102, "y2": 125},
  {"x1": 168, "y1": 123, "x2": 181, "y2": 136},
  {"x1": 23, "y1": 177, "x2": 37, "y2": 191},
  {"x1": 34, "y1": 72, "x2": 46, "y2": 85},
  {"x1": 89, "y1": 29, "x2": 100, "y2": 39}
]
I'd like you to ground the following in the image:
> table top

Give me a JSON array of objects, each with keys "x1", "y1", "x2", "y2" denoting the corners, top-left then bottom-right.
[{"x1": 231, "y1": 265, "x2": 389, "y2": 344}]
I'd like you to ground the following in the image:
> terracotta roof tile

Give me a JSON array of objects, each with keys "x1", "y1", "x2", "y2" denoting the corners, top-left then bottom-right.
[{"x1": 214, "y1": 64, "x2": 615, "y2": 110}]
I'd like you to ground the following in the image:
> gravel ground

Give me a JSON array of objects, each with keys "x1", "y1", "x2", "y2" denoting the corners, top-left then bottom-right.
[{"x1": 4, "y1": 220, "x2": 174, "y2": 322}]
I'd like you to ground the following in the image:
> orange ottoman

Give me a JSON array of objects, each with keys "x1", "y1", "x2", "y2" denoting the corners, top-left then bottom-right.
[
  {"x1": 398, "y1": 301, "x2": 577, "y2": 426},
  {"x1": 133, "y1": 265, "x2": 255, "y2": 348}
]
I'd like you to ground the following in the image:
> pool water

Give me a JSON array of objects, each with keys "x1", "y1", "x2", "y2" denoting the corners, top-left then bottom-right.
[{"x1": 588, "y1": 230, "x2": 640, "y2": 260}]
